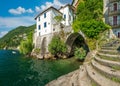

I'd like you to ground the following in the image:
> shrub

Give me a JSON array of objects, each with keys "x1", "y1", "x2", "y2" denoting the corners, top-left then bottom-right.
[
  {"x1": 48, "y1": 35, "x2": 67, "y2": 57},
  {"x1": 74, "y1": 47, "x2": 86, "y2": 60},
  {"x1": 19, "y1": 32, "x2": 33, "y2": 55},
  {"x1": 20, "y1": 39, "x2": 33, "y2": 55}
]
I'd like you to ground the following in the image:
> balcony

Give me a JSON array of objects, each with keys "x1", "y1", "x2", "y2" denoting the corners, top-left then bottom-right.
[
  {"x1": 111, "y1": 24, "x2": 120, "y2": 29},
  {"x1": 109, "y1": 0, "x2": 119, "y2": 3},
  {"x1": 109, "y1": 9, "x2": 120, "y2": 16}
]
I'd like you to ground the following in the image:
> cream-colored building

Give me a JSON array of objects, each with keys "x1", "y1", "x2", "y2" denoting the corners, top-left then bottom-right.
[
  {"x1": 72, "y1": 0, "x2": 80, "y2": 8},
  {"x1": 104, "y1": 0, "x2": 120, "y2": 38}
]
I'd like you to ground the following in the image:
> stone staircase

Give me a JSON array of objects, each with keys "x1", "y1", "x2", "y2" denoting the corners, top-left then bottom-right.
[{"x1": 46, "y1": 39, "x2": 120, "y2": 86}]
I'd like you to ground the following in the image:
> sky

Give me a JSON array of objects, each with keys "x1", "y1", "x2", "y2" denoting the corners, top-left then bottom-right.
[{"x1": 0, "y1": 0, "x2": 72, "y2": 38}]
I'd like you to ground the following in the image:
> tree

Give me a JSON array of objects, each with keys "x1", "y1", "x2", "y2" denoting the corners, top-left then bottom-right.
[
  {"x1": 48, "y1": 35, "x2": 67, "y2": 57},
  {"x1": 19, "y1": 31, "x2": 33, "y2": 55},
  {"x1": 19, "y1": 39, "x2": 33, "y2": 55}
]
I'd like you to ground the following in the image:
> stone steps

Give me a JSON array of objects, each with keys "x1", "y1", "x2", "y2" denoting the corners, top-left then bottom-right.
[
  {"x1": 97, "y1": 52, "x2": 120, "y2": 58},
  {"x1": 97, "y1": 53, "x2": 120, "y2": 62},
  {"x1": 91, "y1": 60, "x2": 120, "y2": 81},
  {"x1": 86, "y1": 64, "x2": 120, "y2": 86},
  {"x1": 101, "y1": 47, "x2": 118, "y2": 50},
  {"x1": 78, "y1": 65, "x2": 92, "y2": 86},
  {"x1": 94, "y1": 56, "x2": 120, "y2": 69},
  {"x1": 99, "y1": 50, "x2": 120, "y2": 55}
]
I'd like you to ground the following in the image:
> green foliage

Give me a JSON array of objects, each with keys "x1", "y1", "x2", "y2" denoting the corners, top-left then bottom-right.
[
  {"x1": 86, "y1": 38, "x2": 97, "y2": 50},
  {"x1": 74, "y1": 47, "x2": 86, "y2": 60},
  {"x1": 0, "y1": 25, "x2": 35, "y2": 49},
  {"x1": 19, "y1": 39, "x2": 33, "y2": 55},
  {"x1": 34, "y1": 48, "x2": 41, "y2": 54},
  {"x1": 72, "y1": 0, "x2": 110, "y2": 39},
  {"x1": 54, "y1": 15, "x2": 63, "y2": 23},
  {"x1": 19, "y1": 28, "x2": 34, "y2": 55},
  {"x1": 111, "y1": 77, "x2": 120, "y2": 83},
  {"x1": 48, "y1": 35, "x2": 67, "y2": 56},
  {"x1": 73, "y1": 20, "x2": 110, "y2": 39}
]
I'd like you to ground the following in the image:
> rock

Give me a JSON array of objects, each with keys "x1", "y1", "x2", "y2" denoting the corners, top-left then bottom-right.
[
  {"x1": 44, "y1": 53, "x2": 55, "y2": 59},
  {"x1": 37, "y1": 54, "x2": 43, "y2": 60},
  {"x1": 62, "y1": 55, "x2": 67, "y2": 59}
]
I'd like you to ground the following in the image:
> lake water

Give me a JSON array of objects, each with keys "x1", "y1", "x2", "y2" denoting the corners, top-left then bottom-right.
[{"x1": 0, "y1": 50, "x2": 81, "y2": 86}]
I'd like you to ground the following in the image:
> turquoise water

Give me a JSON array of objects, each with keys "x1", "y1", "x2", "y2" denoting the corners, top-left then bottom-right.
[{"x1": 0, "y1": 50, "x2": 81, "y2": 86}]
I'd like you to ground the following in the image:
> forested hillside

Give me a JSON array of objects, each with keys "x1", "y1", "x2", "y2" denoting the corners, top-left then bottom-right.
[{"x1": 0, "y1": 25, "x2": 35, "y2": 49}]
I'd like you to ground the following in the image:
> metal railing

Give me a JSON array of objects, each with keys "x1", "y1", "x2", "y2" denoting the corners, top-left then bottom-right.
[
  {"x1": 109, "y1": 0, "x2": 119, "y2": 3},
  {"x1": 109, "y1": 9, "x2": 120, "y2": 16},
  {"x1": 109, "y1": 23, "x2": 120, "y2": 28}
]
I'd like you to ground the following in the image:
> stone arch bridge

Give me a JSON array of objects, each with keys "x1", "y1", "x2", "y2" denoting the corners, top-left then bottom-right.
[{"x1": 34, "y1": 26, "x2": 89, "y2": 57}]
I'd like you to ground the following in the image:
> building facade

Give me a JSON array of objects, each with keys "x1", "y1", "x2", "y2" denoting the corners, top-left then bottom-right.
[
  {"x1": 34, "y1": 4, "x2": 75, "y2": 56},
  {"x1": 104, "y1": 0, "x2": 120, "y2": 38},
  {"x1": 71, "y1": 0, "x2": 80, "y2": 8}
]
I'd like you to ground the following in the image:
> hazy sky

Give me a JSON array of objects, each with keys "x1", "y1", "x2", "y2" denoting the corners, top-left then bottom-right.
[{"x1": 0, "y1": 0, "x2": 72, "y2": 37}]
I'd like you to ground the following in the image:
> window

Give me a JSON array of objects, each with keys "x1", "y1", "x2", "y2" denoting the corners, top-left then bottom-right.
[
  {"x1": 64, "y1": 14, "x2": 66, "y2": 19},
  {"x1": 113, "y1": 16, "x2": 117, "y2": 25},
  {"x1": 118, "y1": 32, "x2": 120, "y2": 38},
  {"x1": 38, "y1": 17, "x2": 40, "y2": 21},
  {"x1": 44, "y1": 13, "x2": 46, "y2": 18},
  {"x1": 44, "y1": 22, "x2": 47, "y2": 28},
  {"x1": 53, "y1": 28, "x2": 55, "y2": 31},
  {"x1": 38, "y1": 25, "x2": 41, "y2": 30},
  {"x1": 113, "y1": 3, "x2": 117, "y2": 11},
  {"x1": 39, "y1": 32, "x2": 40, "y2": 36}
]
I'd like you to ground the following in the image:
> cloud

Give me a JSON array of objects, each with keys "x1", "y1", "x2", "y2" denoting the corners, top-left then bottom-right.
[
  {"x1": 9, "y1": 6, "x2": 34, "y2": 15},
  {"x1": 35, "y1": 0, "x2": 65, "y2": 12},
  {"x1": 0, "y1": 16, "x2": 35, "y2": 29},
  {"x1": 26, "y1": 8, "x2": 34, "y2": 13},
  {"x1": 0, "y1": 31, "x2": 8, "y2": 38},
  {"x1": 35, "y1": 6, "x2": 41, "y2": 12}
]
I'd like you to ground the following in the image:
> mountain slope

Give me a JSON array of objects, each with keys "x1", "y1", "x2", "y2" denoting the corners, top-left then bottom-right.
[{"x1": 0, "y1": 24, "x2": 36, "y2": 49}]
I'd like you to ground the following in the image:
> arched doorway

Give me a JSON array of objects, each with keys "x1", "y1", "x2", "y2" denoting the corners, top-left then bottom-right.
[
  {"x1": 41, "y1": 37, "x2": 47, "y2": 56},
  {"x1": 66, "y1": 32, "x2": 89, "y2": 56}
]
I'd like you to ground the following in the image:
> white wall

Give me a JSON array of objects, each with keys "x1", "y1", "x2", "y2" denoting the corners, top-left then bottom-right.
[
  {"x1": 36, "y1": 8, "x2": 63, "y2": 37},
  {"x1": 51, "y1": 9, "x2": 62, "y2": 33},
  {"x1": 103, "y1": 0, "x2": 109, "y2": 23},
  {"x1": 59, "y1": 6, "x2": 74, "y2": 26},
  {"x1": 36, "y1": 10, "x2": 52, "y2": 37}
]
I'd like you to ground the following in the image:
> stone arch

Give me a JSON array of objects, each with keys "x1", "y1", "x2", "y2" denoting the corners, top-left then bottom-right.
[
  {"x1": 41, "y1": 37, "x2": 47, "y2": 56},
  {"x1": 65, "y1": 32, "x2": 89, "y2": 56}
]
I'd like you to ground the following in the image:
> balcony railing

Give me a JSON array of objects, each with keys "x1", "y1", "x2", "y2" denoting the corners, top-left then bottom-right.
[
  {"x1": 109, "y1": 9, "x2": 120, "y2": 16},
  {"x1": 109, "y1": 0, "x2": 119, "y2": 3},
  {"x1": 111, "y1": 24, "x2": 120, "y2": 29}
]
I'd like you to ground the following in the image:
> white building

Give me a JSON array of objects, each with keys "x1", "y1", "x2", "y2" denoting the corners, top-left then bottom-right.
[
  {"x1": 104, "y1": 0, "x2": 120, "y2": 38},
  {"x1": 59, "y1": 4, "x2": 75, "y2": 26},
  {"x1": 34, "y1": 4, "x2": 75, "y2": 55},
  {"x1": 35, "y1": 4, "x2": 74, "y2": 37},
  {"x1": 35, "y1": 7, "x2": 62, "y2": 37}
]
